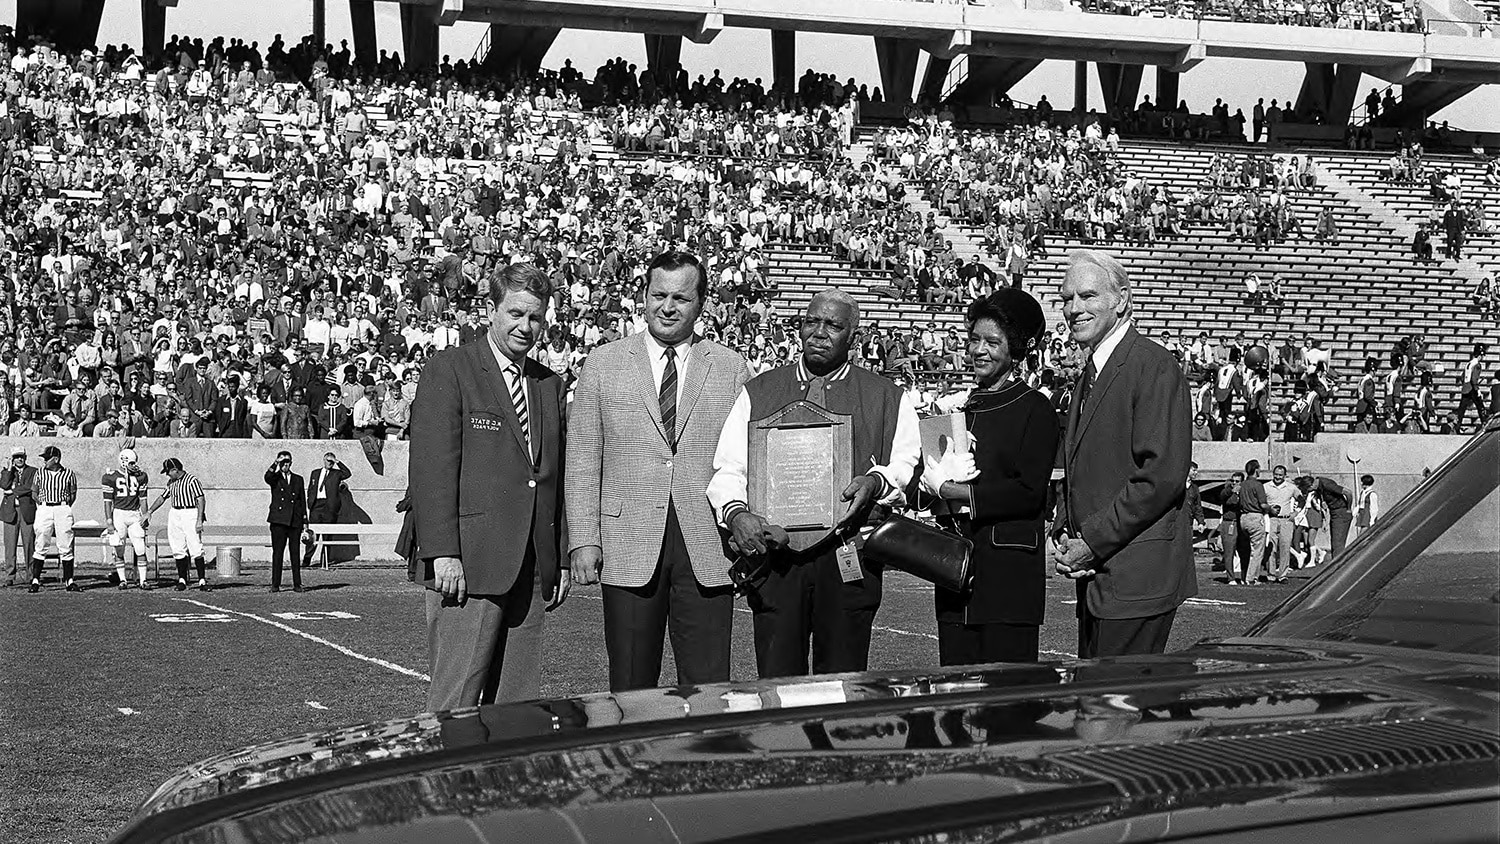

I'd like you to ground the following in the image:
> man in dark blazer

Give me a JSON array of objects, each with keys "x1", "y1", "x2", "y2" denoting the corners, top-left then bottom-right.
[
  {"x1": 179, "y1": 357, "x2": 219, "y2": 438},
  {"x1": 1, "y1": 447, "x2": 37, "y2": 586},
  {"x1": 265, "y1": 450, "x2": 307, "y2": 592},
  {"x1": 214, "y1": 376, "x2": 253, "y2": 438},
  {"x1": 1052, "y1": 250, "x2": 1196, "y2": 658},
  {"x1": 412, "y1": 263, "x2": 570, "y2": 711},
  {"x1": 301, "y1": 452, "x2": 351, "y2": 567}
]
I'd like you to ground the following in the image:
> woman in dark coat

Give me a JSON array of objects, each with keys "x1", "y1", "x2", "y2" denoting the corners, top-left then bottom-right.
[{"x1": 920, "y1": 288, "x2": 1060, "y2": 665}]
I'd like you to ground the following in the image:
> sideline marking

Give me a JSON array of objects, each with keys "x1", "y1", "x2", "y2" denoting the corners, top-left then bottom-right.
[
  {"x1": 117, "y1": 707, "x2": 140, "y2": 715},
  {"x1": 170, "y1": 598, "x2": 430, "y2": 682},
  {"x1": 1061, "y1": 598, "x2": 1247, "y2": 608},
  {"x1": 305, "y1": 701, "x2": 330, "y2": 710},
  {"x1": 272, "y1": 611, "x2": 361, "y2": 621}
]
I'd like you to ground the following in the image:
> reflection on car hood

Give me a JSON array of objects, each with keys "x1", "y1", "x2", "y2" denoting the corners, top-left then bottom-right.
[{"x1": 113, "y1": 641, "x2": 1500, "y2": 844}]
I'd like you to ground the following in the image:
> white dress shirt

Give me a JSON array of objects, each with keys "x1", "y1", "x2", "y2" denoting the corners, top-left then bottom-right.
[
  {"x1": 1089, "y1": 318, "x2": 1134, "y2": 374},
  {"x1": 707, "y1": 360, "x2": 922, "y2": 526},
  {"x1": 643, "y1": 331, "x2": 691, "y2": 408},
  {"x1": 487, "y1": 332, "x2": 530, "y2": 429}
]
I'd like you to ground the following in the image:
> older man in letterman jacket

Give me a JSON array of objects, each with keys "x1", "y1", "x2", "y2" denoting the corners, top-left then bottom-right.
[{"x1": 708, "y1": 289, "x2": 921, "y2": 679}]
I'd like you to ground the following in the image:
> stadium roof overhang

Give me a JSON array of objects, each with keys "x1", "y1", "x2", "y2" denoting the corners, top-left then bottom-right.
[{"x1": 434, "y1": 0, "x2": 1500, "y2": 83}]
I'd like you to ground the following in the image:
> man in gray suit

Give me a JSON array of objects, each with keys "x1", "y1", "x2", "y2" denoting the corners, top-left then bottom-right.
[
  {"x1": 1051, "y1": 250, "x2": 1196, "y2": 658},
  {"x1": 567, "y1": 250, "x2": 751, "y2": 692}
]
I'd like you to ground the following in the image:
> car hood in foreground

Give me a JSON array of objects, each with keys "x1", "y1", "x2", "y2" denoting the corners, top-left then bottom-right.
[{"x1": 113, "y1": 641, "x2": 1500, "y2": 844}]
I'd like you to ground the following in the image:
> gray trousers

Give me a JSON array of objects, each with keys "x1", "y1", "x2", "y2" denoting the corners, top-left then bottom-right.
[
  {"x1": 4, "y1": 519, "x2": 35, "y2": 578},
  {"x1": 425, "y1": 559, "x2": 545, "y2": 712},
  {"x1": 1269, "y1": 517, "x2": 1295, "y2": 579},
  {"x1": 1239, "y1": 513, "x2": 1268, "y2": 583}
]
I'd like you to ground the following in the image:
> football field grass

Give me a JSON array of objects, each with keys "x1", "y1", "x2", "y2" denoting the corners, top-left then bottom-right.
[{"x1": 0, "y1": 552, "x2": 1297, "y2": 844}]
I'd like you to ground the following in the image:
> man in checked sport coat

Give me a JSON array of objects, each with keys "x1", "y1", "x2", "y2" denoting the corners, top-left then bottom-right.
[
  {"x1": 412, "y1": 264, "x2": 570, "y2": 711},
  {"x1": 567, "y1": 251, "x2": 751, "y2": 692},
  {"x1": 1051, "y1": 250, "x2": 1197, "y2": 658}
]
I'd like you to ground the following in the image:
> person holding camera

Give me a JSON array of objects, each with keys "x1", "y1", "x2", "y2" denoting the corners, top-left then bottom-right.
[{"x1": 265, "y1": 450, "x2": 308, "y2": 593}]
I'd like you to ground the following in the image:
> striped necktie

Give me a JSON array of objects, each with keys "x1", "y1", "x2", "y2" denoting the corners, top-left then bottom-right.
[
  {"x1": 509, "y1": 362, "x2": 531, "y2": 456},
  {"x1": 659, "y1": 346, "x2": 678, "y2": 451}
]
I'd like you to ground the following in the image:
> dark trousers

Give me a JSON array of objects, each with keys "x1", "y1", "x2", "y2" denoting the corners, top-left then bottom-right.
[
  {"x1": 937, "y1": 622, "x2": 1040, "y2": 666},
  {"x1": 270, "y1": 523, "x2": 302, "y2": 588},
  {"x1": 4, "y1": 519, "x2": 34, "y2": 578},
  {"x1": 303, "y1": 503, "x2": 338, "y2": 565},
  {"x1": 425, "y1": 548, "x2": 545, "y2": 711},
  {"x1": 1078, "y1": 605, "x2": 1177, "y2": 659},
  {"x1": 748, "y1": 546, "x2": 883, "y2": 679},
  {"x1": 1219, "y1": 516, "x2": 1241, "y2": 580},
  {"x1": 1327, "y1": 509, "x2": 1352, "y2": 557},
  {"x1": 602, "y1": 502, "x2": 733, "y2": 692},
  {"x1": 1455, "y1": 389, "x2": 1486, "y2": 428}
]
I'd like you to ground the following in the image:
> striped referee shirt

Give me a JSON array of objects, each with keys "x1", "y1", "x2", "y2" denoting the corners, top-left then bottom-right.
[
  {"x1": 36, "y1": 467, "x2": 77, "y2": 506},
  {"x1": 166, "y1": 473, "x2": 205, "y2": 509}
]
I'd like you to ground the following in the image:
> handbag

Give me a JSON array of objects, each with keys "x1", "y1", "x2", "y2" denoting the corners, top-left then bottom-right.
[{"x1": 861, "y1": 513, "x2": 973, "y2": 593}]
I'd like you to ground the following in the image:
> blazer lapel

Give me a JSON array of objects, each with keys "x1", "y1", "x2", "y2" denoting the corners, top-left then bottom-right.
[
  {"x1": 1070, "y1": 326, "x2": 1138, "y2": 455},
  {"x1": 675, "y1": 340, "x2": 712, "y2": 439},
  {"x1": 478, "y1": 340, "x2": 530, "y2": 458},
  {"x1": 629, "y1": 334, "x2": 669, "y2": 445}
]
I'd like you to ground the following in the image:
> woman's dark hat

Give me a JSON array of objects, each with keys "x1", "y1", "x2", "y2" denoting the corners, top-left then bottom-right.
[{"x1": 988, "y1": 287, "x2": 1046, "y2": 350}]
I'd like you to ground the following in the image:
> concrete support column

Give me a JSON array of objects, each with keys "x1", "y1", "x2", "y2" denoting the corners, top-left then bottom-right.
[
  {"x1": 770, "y1": 29, "x2": 796, "y2": 96},
  {"x1": 1295, "y1": 62, "x2": 1362, "y2": 125},
  {"x1": 873, "y1": 37, "x2": 921, "y2": 104},
  {"x1": 1382, "y1": 82, "x2": 1478, "y2": 128},
  {"x1": 1156, "y1": 68, "x2": 1180, "y2": 111},
  {"x1": 949, "y1": 56, "x2": 1040, "y2": 107},
  {"x1": 644, "y1": 33, "x2": 683, "y2": 94},
  {"x1": 919, "y1": 55, "x2": 951, "y2": 103},
  {"x1": 312, "y1": 0, "x2": 327, "y2": 48},
  {"x1": 400, "y1": 2, "x2": 441, "y2": 69},
  {"x1": 140, "y1": 0, "x2": 167, "y2": 61},
  {"x1": 17, "y1": 0, "x2": 106, "y2": 51},
  {"x1": 1074, "y1": 60, "x2": 1088, "y2": 113},
  {"x1": 1096, "y1": 62, "x2": 1143, "y2": 118},
  {"x1": 349, "y1": 0, "x2": 378, "y2": 70},
  {"x1": 483, "y1": 24, "x2": 560, "y2": 78}
]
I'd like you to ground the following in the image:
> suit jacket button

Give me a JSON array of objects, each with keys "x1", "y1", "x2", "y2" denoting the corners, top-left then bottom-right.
[{"x1": 527, "y1": 480, "x2": 536, "y2": 488}]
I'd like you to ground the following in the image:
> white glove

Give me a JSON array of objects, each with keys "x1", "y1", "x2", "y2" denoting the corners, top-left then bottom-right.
[{"x1": 920, "y1": 435, "x2": 979, "y2": 495}]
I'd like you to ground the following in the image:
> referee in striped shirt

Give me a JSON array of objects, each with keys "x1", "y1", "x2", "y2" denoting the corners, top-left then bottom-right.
[
  {"x1": 28, "y1": 445, "x2": 78, "y2": 593},
  {"x1": 144, "y1": 458, "x2": 210, "y2": 591}
]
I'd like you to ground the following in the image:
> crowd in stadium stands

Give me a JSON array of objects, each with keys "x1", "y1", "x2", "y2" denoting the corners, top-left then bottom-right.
[
  {"x1": 1078, "y1": 0, "x2": 1428, "y2": 33},
  {"x1": 0, "y1": 22, "x2": 1492, "y2": 449}
]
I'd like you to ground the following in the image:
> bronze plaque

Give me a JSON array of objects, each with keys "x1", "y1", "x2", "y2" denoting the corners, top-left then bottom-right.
[
  {"x1": 748, "y1": 400, "x2": 852, "y2": 550},
  {"x1": 764, "y1": 426, "x2": 837, "y2": 529}
]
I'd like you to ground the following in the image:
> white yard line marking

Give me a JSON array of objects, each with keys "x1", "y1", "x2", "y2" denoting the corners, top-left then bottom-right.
[
  {"x1": 1183, "y1": 597, "x2": 1248, "y2": 607},
  {"x1": 170, "y1": 598, "x2": 430, "y2": 682},
  {"x1": 305, "y1": 701, "x2": 330, "y2": 711},
  {"x1": 116, "y1": 707, "x2": 140, "y2": 715}
]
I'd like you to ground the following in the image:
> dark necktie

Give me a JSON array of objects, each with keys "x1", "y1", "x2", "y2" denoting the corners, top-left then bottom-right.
[
  {"x1": 1078, "y1": 359, "x2": 1097, "y2": 410},
  {"x1": 659, "y1": 346, "x2": 678, "y2": 451},
  {"x1": 509, "y1": 363, "x2": 531, "y2": 456}
]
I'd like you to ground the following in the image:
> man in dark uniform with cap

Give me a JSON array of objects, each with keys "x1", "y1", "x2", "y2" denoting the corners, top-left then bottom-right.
[{"x1": 708, "y1": 289, "x2": 921, "y2": 678}]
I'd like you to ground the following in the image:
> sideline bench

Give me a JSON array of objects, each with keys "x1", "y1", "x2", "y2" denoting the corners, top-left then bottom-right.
[
  {"x1": 151, "y1": 525, "x2": 270, "y2": 579},
  {"x1": 307, "y1": 523, "x2": 401, "y2": 568}
]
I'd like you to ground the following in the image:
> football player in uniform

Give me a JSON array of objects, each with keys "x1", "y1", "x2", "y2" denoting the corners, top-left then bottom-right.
[{"x1": 103, "y1": 448, "x2": 151, "y2": 590}]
